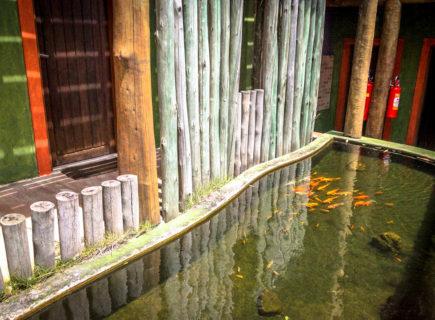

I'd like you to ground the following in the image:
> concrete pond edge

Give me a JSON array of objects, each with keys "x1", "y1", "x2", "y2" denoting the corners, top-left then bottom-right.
[{"x1": 3, "y1": 132, "x2": 432, "y2": 319}]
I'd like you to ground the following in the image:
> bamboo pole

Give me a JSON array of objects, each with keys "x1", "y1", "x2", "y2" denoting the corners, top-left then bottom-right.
[
  {"x1": 184, "y1": 0, "x2": 202, "y2": 189},
  {"x1": 269, "y1": 46, "x2": 278, "y2": 160},
  {"x1": 252, "y1": 0, "x2": 265, "y2": 88},
  {"x1": 366, "y1": 0, "x2": 401, "y2": 139},
  {"x1": 30, "y1": 201, "x2": 56, "y2": 269},
  {"x1": 241, "y1": 91, "x2": 250, "y2": 172},
  {"x1": 283, "y1": 0, "x2": 299, "y2": 154},
  {"x1": 81, "y1": 186, "x2": 105, "y2": 246},
  {"x1": 174, "y1": 0, "x2": 193, "y2": 204},
  {"x1": 117, "y1": 174, "x2": 140, "y2": 231},
  {"x1": 234, "y1": 93, "x2": 242, "y2": 176},
  {"x1": 247, "y1": 90, "x2": 257, "y2": 167},
  {"x1": 0, "y1": 267, "x2": 4, "y2": 294},
  {"x1": 199, "y1": 0, "x2": 211, "y2": 185},
  {"x1": 307, "y1": 0, "x2": 326, "y2": 142},
  {"x1": 276, "y1": 0, "x2": 292, "y2": 157},
  {"x1": 102, "y1": 180, "x2": 123, "y2": 235},
  {"x1": 253, "y1": 89, "x2": 264, "y2": 165},
  {"x1": 344, "y1": 0, "x2": 378, "y2": 138},
  {"x1": 156, "y1": 0, "x2": 179, "y2": 220},
  {"x1": 209, "y1": 0, "x2": 221, "y2": 181},
  {"x1": 227, "y1": 0, "x2": 244, "y2": 177},
  {"x1": 219, "y1": 0, "x2": 230, "y2": 178},
  {"x1": 300, "y1": 0, "x2": 317, "y2": 147},
  {"x1": 0, "y1": 214, "x2": 32, "y2": 279},
  {"x1": 112, "y1": 0, "x2": 160, "y2": 225},
  {"x1": 292, "y1": 0, "x2": 310, "y2": 150},
  {"x1": 260, "y1": 0, "x2": 279, "y2": 162},
  {"x1": 56, "y1": 191, "x2": 82, "y2": 261}
]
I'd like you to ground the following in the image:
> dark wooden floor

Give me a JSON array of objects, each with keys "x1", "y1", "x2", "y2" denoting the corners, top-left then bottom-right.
[{"x1": 0, "y1": 152, "x2": 161, "y2": 218}]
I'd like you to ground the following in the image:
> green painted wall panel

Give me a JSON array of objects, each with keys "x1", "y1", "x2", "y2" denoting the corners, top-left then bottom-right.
[
  {"x1": 315, "y1": 4, "x2": 435, "y2": 145},
  {"x1": 0, "y1": 0, "x2": 38, "y2": 185}
]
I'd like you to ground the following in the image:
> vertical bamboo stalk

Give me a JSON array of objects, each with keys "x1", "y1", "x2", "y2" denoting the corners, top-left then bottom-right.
[
  {"x1": 174, "y1": 0, "x2": 193, "y2": 204},
  {"x1": 291, "y1": 0, "x2": 308, "y2": 150},
  {"x1": 209, "y1": 0, "x2": 221, "y2": 181},
  {"x1": 184, "y1": 0, "x2": 202, "y2": 189},
  {"x1": 0, "y1": 266, "x2": 4, "y2": 294},
  {"x1": 157, "y1": 0, "x2": 179, "y2": 220},
  {"x1": 253, "y1": 89, "x2": 264, "y2": 165},
  {"x1": 30, "y1": 201, "x2": 56, "y2": 269},
  {"x1": 269, "y1": 45, "x2": 278, "y2": 160},
  {"x1": 366, "y1": 0, "x2": 401, "y2": 139},
  {"x1": 247, "y1": 90, "x2": 257, "y2": 167},
  {"x1": 0, "y1": 214, "x2": 32, "y2": 279},
  {"x1": 276, "y1": 0, "x2": 292, "y2": 157},
  {"x1": 260, "y1": 0, "x2": 279, "y2": 162},
  {"x1": 56, "y1": 191, "x2": 82, "y2": 262},
  {"x1": 252, "y1": 0, "x2": 265, "y2": 88},
  {"x1": 219, "y1": 0, "x2": 230, "y2": 178},
  {"x1": 117, "y1": 174, "x2": 140, "y2": 231},
  {"x1": 234, "y1": 93, "x2": 242, "y2": 176},
  {"x1": 81, "y1": 186, "x2": 105, "y2": 246},
  {"x1": 344, "y1": 0, "x2": 378, "y2": 138},
  {"x1": 113, "y1": 0, "x2": 160, "y2": 225},
  {"x1": 199, "y1": 0, "x2": 211, "y2": 185},
  {"x1": 283, "y1": 0, "x2": 299, "y2": 154},
  {"x1": 102, "y1": 180, "x2": 124, "y2": 235},
  {"x1": 241, "y1": 91, "x2": 250, "y2": 172},
  {"x1": 227, "y1": 0, "x2": 244, "y2": 177},
  {"x1": 307, "y1": 0, "x2": 326, "y2": 141}
]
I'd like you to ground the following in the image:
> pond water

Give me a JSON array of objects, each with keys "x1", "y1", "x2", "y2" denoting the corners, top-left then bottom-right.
[{"x1": 28, "y1": 142, "x2": 434, "y2": 320}]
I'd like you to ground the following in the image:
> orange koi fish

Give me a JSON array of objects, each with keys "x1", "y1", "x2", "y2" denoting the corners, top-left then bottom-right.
[
  {"x1": 349, "y1": 224, "x2": 355, "y2": 230},
  {"x1": 264, "y1": 230, "x2": 268, "y2": 235},
  {"x1": 293, "y1": 184, "x2": 310, "y2": 193},
  {"x1": 375, "y1": 191, "x2": 384, "y2": 194},
  {"x1": 267, "y1": 215, "x2": 272, "y2": 220},
  {"x1": 242, "y1": 239, "x2": 246, "y2": 245},
  {"x1": 317, "y1": 183, "x2": 331, "y2": 191},
  {"x1": 386, "y1": 220, "x2": 394, "y2": 224},
  {"x1": 301, "y1": 221, "x2": 305, "y2": 225},
  {"x1": 323, "y1": 177, "x2": 341, "y2": 182},
  {"x1": 290, "y1": 212, "x2": 301, "y2": 215},
  {"x1": 314, "y1": 196, "x2": 323, "y2": 203},
  {"x1": 310, "y1": 180, "x2": 321, "y2": 188},
  {"x1": 316, "y1": 223, "x2": 320, "y2": 228},
  {"x1": 327, "y1": 202, "x2": 344, "y2": 209},
  {"x1": 323, "y1": 196, "x2": 340, "y2": 204},
  {"x1": 288, "y1": 217, "x2": 294, "y2": 221},
  {"x1": 353, "y1": 195, "x2": 369, "y2": 200},
  {"x1": 307, "y1": 190, "x2": 314, "y2": 197},
  {"x1": 360, "y1": 226, "x2": 365, "y2": 232},
  {"x1": 385, "y1": 203, "x2": 394, "y2": 206},
  {"x1": 394, "y1": 257, "x2": 402, "y2": 263},
  {"x1": 243, "y1": 231, "x2": 247, "y2": 238},
  {"x1": 273, "y1": 270, "x2": 279, "y2": 276},
  {"x1": 313, "y1": 171, "x2": 318, "y2": 175},
  {"x1": 297, "y1": 202, "x2": 319, "y2": 208},
  {"x1": 266, "y1": 260, "x2": 274, "y2": 270},
  {"x1": 274, "y1": 209, "x2": 279, "y2": 214},
  {"x1": 358, "y1": 192, "x2": 365, "y2": 195},
  {"x1": 353, "y1": 201, "x2": 372, "y2": 208},
  {"x1": 236, "y1": 274, "x2": 244, "y2": 279},
  {"x1": 320, "y1": 209, "x2": 330, "y2": 213},
  {"x1": 326, "y1": 189, "x2": 340, "y2": 195}
]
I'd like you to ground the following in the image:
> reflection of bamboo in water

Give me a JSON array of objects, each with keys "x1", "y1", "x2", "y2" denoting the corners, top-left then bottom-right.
[
  {"x1": 198, "y1": 222, "x2": 210, "y2": 314},
  {"x1": 43, "y1": 299, "x2": 67, "y2": 320},
  {"x1": 108, "y1": 268, "x2": 128, "y2": 310},
  {"x1": 126, "y1": 259, "x2": 144, "y2": 300},
  {"x1": 179, "y1": 232, "x2": 192, "y2": 319},
  {"x1": 88, "y1": 278, "x2": 112, "y2": 318},
  {"x1": 206, "y1": 215, "x2": 219, "y2": 318},
  {"x1": 329, "y1": 144, "x2": 359, "y2": 319},
  {"x1": 65, "y1": 289, "x2": 90, "y2": 319},
  {"x1": 142, "y1": 250, "x2": 162, "y2": 320},
  {"x1": 187, "y1": 228, "x2": 201, "y2": 318}
]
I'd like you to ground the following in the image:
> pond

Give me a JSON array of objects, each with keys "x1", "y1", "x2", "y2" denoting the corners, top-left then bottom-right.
[{"x1": 27, "y1": 141, "x2": 434, "y2": 320}]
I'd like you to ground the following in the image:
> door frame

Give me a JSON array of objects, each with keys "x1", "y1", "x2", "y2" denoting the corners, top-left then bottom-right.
[
  {"x1": 334, "y1": 38, "x2": 405, "y2": 140},
  {"x1": 405, "y1": 38, "x2": 435, "y2": 146}
]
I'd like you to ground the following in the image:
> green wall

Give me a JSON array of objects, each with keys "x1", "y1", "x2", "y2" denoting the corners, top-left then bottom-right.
[
  {"x1": 0, "y1": 0, "x2": 38, "y2": 185},
  {"x1": 315, "y1": 4, "x2": 435, "y2": 144}
]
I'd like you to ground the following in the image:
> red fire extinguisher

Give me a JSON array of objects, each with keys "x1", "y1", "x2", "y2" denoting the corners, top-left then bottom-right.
[
  {"x1": 386, "y1": 76, "x2": 401, "y2": 118},
  {"x1": 363, "y1": 76, "x2": 374, "y2": 121}
]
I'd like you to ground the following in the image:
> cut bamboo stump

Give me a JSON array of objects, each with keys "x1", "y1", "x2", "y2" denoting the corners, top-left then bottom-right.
[
  {"x1": 117, "y1": 174, "x2": 140, "y2": 231},
  {"x1": 0, "y1": 213, "x2": 32, "y2": 279},
  {"x1": 56, "y1": 191, "x2": 83, "y2": 261},
  {"x1": 30, "y1": 201, "x2": 55, "y2": 269},
  {"x1": 81, "y1": 186, "x2": 105, "y2": 246},
  {"x1": 101, "y1": 180, "x2": 123, "y2": 236},
  {"x1": 247, "y1": 90, "x2": 257, "y2": 168},
  {"x1": 241, "y1": 91, "x2": 250, "y2": 172},
  {"x1": 254, "y1": 89, "x2": 264, "y2": 165}
]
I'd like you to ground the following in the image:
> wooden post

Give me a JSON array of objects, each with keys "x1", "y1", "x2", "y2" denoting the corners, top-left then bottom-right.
[
  {"x1": 227, "y1": 0, "x2": 244, "y2": 177},
  {"x1": 0, "y1": 214, "x2": 32, "y2": 279},
  {"x1": 174, "y1": 0, "x2": 193, "y2": 204},
  {"x1": 209, "y1": 0, "x2": 221, "y2": 181},
  {"x1": 366, "y1": 0, "x2": 401, "y2": 139},
  {"x1": 260, "y1": 0, "x2": 279, "y2": 162},
  {"x1": 30, "y1": 201, "x2": 56, "y2": 269},
  {"x1": 156, "y1": 0, "x2": 179, "y2": 221},
  {"x1": 276, "y1": 0, "x2": 292, "y2": 157},
  {"x1": 81, "y1": 186, "x2": 105, "y2": 245},
  {"x1": 219, "y1": 0, "x2": 230, "y2": 177},
  {"x1": 112, "y1": 0, "x2": 160, "y2": 225},
  {"x1": 102, "y1": 180, "x2": 123, "y2": 236},
  {"x1": 343, "y1": 0, "x2": 378, "y2": 138},
  {"x1": 117, "y1": 174, "x2": 140, "y2": 231},
  {"x1": 283, "y1": 0, "x2": 299, "y2": 154},
  {"x1": 247, "y1": 90, "x2": 257, "y2": 168},
  {"x1": 184, "y1": 0, "x2": 202, "y2": 189},
  {"x1": 234, "y1": 93, "x2": 242, "y2": 176},
  {"x1": 253, "y1": 89, "x2": 264, "y2": 165},
  {"x1": 56, "y1": 191, "x2": 82, "y2": 261},
  {"x1": 241, "y1": 91, "x2": 250, "y2": 172},
  {"x1": 199, "y1": 0, "x2": 211, "y2": 185}
]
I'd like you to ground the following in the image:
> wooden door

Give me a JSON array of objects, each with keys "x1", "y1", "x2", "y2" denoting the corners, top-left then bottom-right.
[{"x1": 34, "y1": 0, "x2": 115, "y2": 166}]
